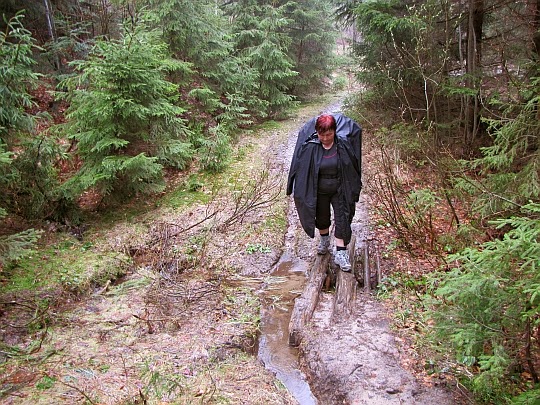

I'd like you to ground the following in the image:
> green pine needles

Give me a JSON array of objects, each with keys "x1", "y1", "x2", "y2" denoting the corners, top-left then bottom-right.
[
  {"x1": 429, "y1": 203, "x2": 540, "y2": 401},
  {"x1": 469, "y1": 82, "x2": 540, "y2": 218},
  {"x1": 0, "y1": 11, "x2": 40, "y2": 140},
  {"x1": 59, "y1": 17, "x2": 193, "y2": 200},
  {"x1": 228, "y1": 1, "x2": 299, "y2": 118},
  {"x1": 0, "y1": 12, "x2": 45, "y2": 265}
]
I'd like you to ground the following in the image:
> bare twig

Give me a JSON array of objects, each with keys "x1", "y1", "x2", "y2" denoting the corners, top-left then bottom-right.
[
  {"x1": 147, "y1": 209, "x2": 217, "y2": 248},
  {"x1": 219, "y1": 167, "x2": 283, "y2": 231},
  {"x1": 59, "y1": 379, "x2": 97, "y2": 405}
]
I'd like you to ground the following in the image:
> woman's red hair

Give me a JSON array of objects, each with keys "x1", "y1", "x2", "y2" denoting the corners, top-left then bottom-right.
[{"x1": 315, "y1": 114, "x2": 336, "y2": 132}]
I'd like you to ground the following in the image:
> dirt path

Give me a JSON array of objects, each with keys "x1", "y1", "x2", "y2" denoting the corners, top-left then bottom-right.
[
  {"x1": 0, "y1": 94, "x2": 469, "y2": 405},
  {"x1": 277, "y1": 100, "x2": 465, "y2": 404}
]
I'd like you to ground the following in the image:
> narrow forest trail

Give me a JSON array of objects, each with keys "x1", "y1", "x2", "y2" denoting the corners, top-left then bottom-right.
[
  {"x1": 0, "y1": 93, "x2": 470, "y2": 405},
  {"x1": 262, "y1": 98, "x2": 467, "y2": 404}
]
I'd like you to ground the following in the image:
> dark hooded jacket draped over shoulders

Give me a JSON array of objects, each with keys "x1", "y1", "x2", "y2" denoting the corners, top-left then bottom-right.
[{"x1": 286, "y1": 114, "x2": 362, "y2": 245}]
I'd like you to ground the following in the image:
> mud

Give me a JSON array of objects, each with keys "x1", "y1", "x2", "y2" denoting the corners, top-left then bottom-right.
[
  {"x1": 0, "y1": 95, "x2": 467, "y2": 405},
  {"x1": 258, "y1": 256, "x2": 316, "y2": 404},
  {"x1": 264, "y1": 100, "x2": 464, "y2": 404}
]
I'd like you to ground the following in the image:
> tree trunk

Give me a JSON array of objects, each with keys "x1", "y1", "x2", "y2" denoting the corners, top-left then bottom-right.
[
  {"x1": 43, "y1": 0, "x2": 56, "y2": 42},
  {"x1": 464, "y1": 0, "x2": 484, "y2": 150},
  {"x1": 332, "y1": 236, "x2": 357, "y2": 318},
  {"x1": 533, "y1": 0, "x2": 540, "y2": 58},
  {"x1": 288, "y1": 254, "x2": 330, "y2": 347},
  {"x1": 43, "y1": 0, "x2": 61, "y2": 71}
]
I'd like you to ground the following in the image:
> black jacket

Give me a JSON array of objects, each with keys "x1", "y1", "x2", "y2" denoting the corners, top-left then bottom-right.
[{"x1": 286, "y1": 114, "x2": 362, "y2": 245}]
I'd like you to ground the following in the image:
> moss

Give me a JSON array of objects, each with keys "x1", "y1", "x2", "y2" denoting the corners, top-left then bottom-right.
[
  {"x1": 158, "y1": 188, "x2": 211, "y2": 209},
  {"x1": 2, "y1": 236, "x2": 130, "y2": 295}
]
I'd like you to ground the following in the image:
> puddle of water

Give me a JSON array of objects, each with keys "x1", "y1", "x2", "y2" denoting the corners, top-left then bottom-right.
[{"x1": 258, "y1": 254, "x2": 318, "y2": 405}]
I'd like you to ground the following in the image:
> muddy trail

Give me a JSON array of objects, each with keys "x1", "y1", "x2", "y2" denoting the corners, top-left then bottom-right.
[
  {"x1": 0, "y1": 94, "x2": 470, "y2": 405},
  {"x1": 258, "y1": 99, "x2": 465, "y2": 405}
]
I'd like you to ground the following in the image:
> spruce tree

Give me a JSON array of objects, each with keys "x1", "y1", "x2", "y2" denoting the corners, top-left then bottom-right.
[
  {"x1": 0, "y1": 12, "x2": 39, "y2": 142},
  {"x1": 284, "y1": 0, "x2": 337, "y2": 97},
  {"x1": 148, "y1": 0, "x2": 260, "y2": 170},
  {"x1": 461, "y1": 77, "x2": 540, "y2": 218},
  {"x1": 225, "y1": 0, "x2": 298, "y2": 118},
  {"x1": 149, "y1": 0, "x2": 231, "y2": 73},
  {"x1": 0, "y1": 12, "x2": 44, "y2": 266},
  {"x1": 59, "y1": 16, "x2": 193, "y2": 201},
  {"x1": 148, "y1": 0, "x2": 262, "y2": 112},
  {"x1": 430, "y1": 203, "x2": 540, "y2": 401}
]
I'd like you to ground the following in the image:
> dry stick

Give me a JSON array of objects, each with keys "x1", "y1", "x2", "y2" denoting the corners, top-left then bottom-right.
[
  {"x1": 59, "y1": 380, "x2": 97, "y2": 405},
  {"x1": 148, "y1": 210, "x2": 217, "y2": 248},
  {"x1": 384, "y1": 176, "x2": 405, "y2": 228},
  {"x1": 457, "y1": 170, "x2": 523, "y2": 210},
  {"x1": 379, "y1": 174, "x2": 412, "y2": 245},
  {"x1": 443, "y1": 188, "x2": 461, "y2": 230},
  {"x1": 138, "y1": 389, "x2": 148, "y2": 405},
  {"x1": 428, "y1": 211, "x2": 435, "y2": 250},
  {"x1": 379, "y1": 147, "x2": 442, "y2": 250},
  {"x1": 525, "y1": 311, "x2": 539, "y2": 383},
  {"x1": 199, "y1": 368, "x2": 217, "y2": 404},
  {"x1": 32, "y1": 326, "x2": 48, "y2": 354},
  {"x1": 220, "y1": 171, "x2": 282, "y2": 229},
  {"x1": 372, "y1": 165, "x2": 399, "y2": 227},
  {"x1": 121, "y1": 352, "x2": 129, "y2": 380},
  {"x1": 376, "y1": 176, "x2": 394, "y2": 223},
  {"x1": 379, "y1": 147, "x2": 409, "y2": 231},
  {"x1": 375, "y1": 243, "x2": 382, "y2": 286},
  {"x1": 0, "y1": 301, "x2": 49, "y2": 330},
  {"x1": 421, "y1": 153, "x2": 462, "y2": 230}
]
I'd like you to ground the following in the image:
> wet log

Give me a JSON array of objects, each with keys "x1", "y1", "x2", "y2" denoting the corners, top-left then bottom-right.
[
  {"x1": 332, "y1": 235, "x2": 357, "y2": 318},
  {"x1": 363, "y1": 244, "x2": 371, "y2": 293},
  {"x1": 288, "y1": 253, "x2": 330, "y2": 347}
]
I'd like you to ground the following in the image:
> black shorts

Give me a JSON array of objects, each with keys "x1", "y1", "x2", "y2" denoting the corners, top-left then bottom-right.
[{"x1": 315, "y1": 191, "x2": 348, "y2": 240}]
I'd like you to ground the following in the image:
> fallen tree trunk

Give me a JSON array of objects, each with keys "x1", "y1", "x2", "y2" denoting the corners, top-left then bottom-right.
[
  {"x1": 288, "y1": 253, "x2": 330, "y2": 347},
  {"x1": 332, "y1": 236, "x2": 357, "y2": 318}
]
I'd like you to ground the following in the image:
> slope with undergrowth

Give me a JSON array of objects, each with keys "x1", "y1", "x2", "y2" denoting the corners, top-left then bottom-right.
[{"x1": 0, "y1": 94, "x2": 346, "y2": 404}]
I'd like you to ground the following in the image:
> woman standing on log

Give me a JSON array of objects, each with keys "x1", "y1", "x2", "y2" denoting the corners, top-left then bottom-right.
[{"x1": 286, "y1": 114, "x2": 362, "y2": 272}]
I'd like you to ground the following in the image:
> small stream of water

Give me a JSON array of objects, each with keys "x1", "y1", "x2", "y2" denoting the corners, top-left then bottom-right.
[
  {"x1": 257, "y1": 252, "x2": 318, "y2": 404},
  {"x1": 255, "y1": 100, "x2": 347, "y2": 404}
]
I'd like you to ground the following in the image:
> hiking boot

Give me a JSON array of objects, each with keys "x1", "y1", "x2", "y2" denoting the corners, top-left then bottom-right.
[
  {"x1": 334, "y1": 249, "x2": 352, "y2": 272},
  {"x1": 317, "y1": 235, "x2": 330, "y2": 255}
]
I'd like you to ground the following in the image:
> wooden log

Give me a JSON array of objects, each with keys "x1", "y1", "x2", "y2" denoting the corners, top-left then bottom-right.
[
  {"x1": 363, "y1": 244, "x2": 371, "y2": 293},
  {"x1": 375, "y1": 244, "x2": 382, "y2": 287},
  {"x1": 332, "y1": 235, "x2": 357, "y2": 318},
  {"x1": 323, "y1": 269, "x2": 334, "y2": 291},
  {"x1": 288, "y1": 253, "x2": 330, "y2": 347}
]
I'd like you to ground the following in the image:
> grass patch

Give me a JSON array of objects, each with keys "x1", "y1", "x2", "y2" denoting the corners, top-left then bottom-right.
[
  {"x1": 234, "y1": 141, "x2": 255, "y2": 160},
  {"x1": 35, "y1": 375, "x2": 56, "y2": 390},
  {"x1": 158, "y1": 188, "x2": 211, "y2": 209},
  {"x1": 139, "y1": 359, "x2": 187, "y2": 401},
  {"x1": 262, "y1": 205, "x2": 288, "y2": 230},
  {"x1": 254, "y1": 120, "x2": 281, "y2": 132},
  {"x1": 156, "y1": 172, "x2": 217, "y2": 209},
  {"x1": 2, "y1": 236, "x2": 130, "y2": 295},
  {"x1": 86, "y1": 197, "x2": 155, "y2": 227},
  {"x1": 224, "y1": 286, "x2": 260, "y2": 332}
]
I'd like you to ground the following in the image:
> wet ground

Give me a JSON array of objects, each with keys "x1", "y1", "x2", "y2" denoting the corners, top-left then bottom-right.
[
  {"x1": 258, "y1": 255, "x2": 316, "y2": 404},
  {"x1": 0, "y1": 95, "x2": 469, "y2": 404},
  {"x1": 256, "y1": 100, "x2": 466, "y2": 404}
]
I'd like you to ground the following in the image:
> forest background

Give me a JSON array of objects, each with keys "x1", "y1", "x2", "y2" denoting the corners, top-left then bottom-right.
[{"x1": 0, "y1": 0, "x2": 539, "y2": 403}]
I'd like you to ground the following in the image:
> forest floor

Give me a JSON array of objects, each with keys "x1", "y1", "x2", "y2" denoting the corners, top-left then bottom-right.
[
  {"x1": 278, "y1": 98, "x2": 472, "y2": 404},
  {"x1": 0, "y1": 91, "x2": 473, "y2": 404}
]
